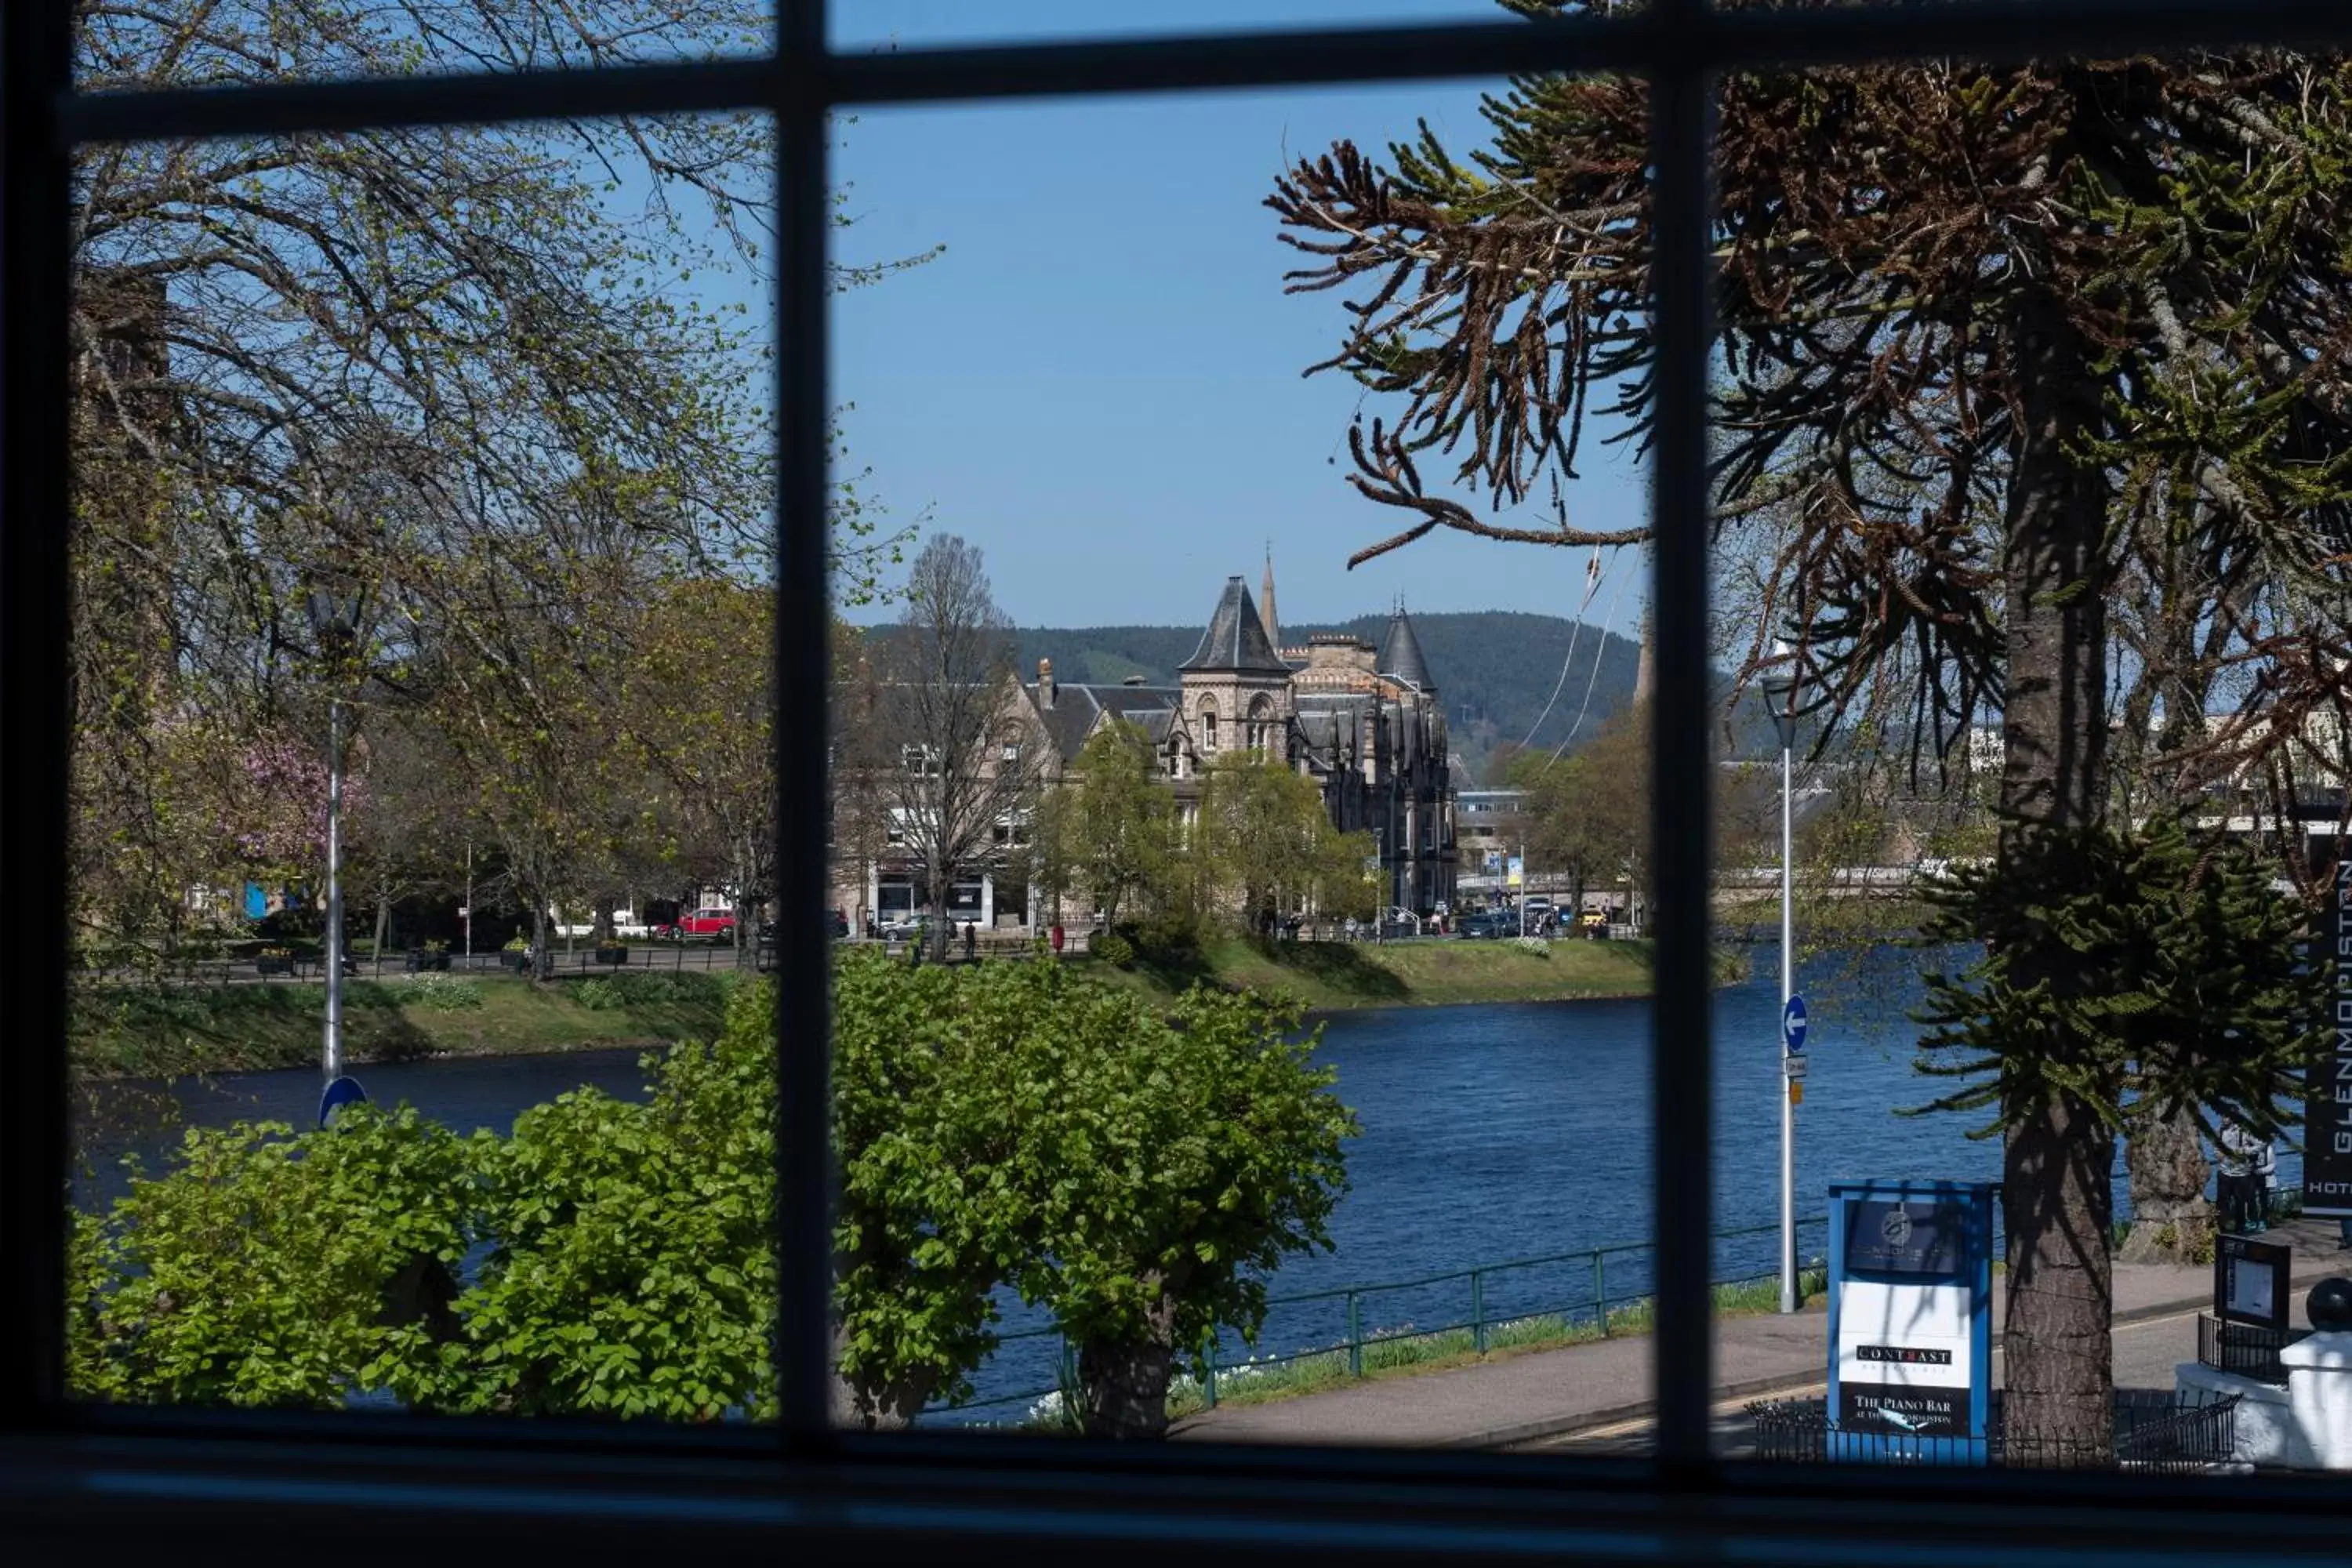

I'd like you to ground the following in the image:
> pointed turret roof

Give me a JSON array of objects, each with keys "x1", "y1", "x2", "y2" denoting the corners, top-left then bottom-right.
[
  {"x1": 1377, "y1": 602, "x2": 1435, "y2": 692},
  {"x1": 1180, "y1": 575, "x2": 1290, "y2": 674}
]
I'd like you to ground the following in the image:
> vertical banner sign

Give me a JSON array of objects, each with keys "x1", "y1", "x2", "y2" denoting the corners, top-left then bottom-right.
[
  {"x1": 1825, "y1": 1180, "x2": 1994, "y2": 1465},
  {"x1": 2307, "y1": 862, "x2": 2352, "y2": 1218}
]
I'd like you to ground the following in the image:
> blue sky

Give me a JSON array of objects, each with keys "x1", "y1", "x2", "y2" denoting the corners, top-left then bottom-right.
[{"x1": 826, "y1": 0, "x2": 1650, "y2": 630}]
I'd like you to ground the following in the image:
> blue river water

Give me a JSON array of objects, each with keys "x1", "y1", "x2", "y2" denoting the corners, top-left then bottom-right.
[{"x1": 84, "y1": 942, "x2": 2295, "y2": 1424}]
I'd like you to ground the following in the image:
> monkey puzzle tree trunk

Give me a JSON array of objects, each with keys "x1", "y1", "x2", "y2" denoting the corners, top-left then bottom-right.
[
  {"x1": 2118, "y1": 1103, "x2": 2212, "y2": 1265},
  {"x1": 2119, "y1": 579, "x2": 2218, "y2": 1265},
  {"x1": 1995, "y1": 285, "x2": 2117, "y2": 1458},
  {"x1": 1076, "y1": 1278, "x2": 1180, "y2": 1440}
]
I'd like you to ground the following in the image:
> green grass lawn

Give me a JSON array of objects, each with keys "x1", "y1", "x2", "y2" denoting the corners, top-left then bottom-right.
[
  {"x1": 1076, "y1": 935, "x2": 1740, "y2": 1012},
  {"x1": 70, "y1": 971, "x2": 737, "y2": 1078}
]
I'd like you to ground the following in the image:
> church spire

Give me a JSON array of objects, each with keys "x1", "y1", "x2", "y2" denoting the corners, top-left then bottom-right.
[{"x1": 1260, "y1": 543, "x2": 1281, "y2": 651}]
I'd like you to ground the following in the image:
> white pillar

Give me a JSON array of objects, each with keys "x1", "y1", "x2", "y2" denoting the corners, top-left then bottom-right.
[{"x1": 2284, "y1": 1332, "x2": 2352, "y2": 1468}]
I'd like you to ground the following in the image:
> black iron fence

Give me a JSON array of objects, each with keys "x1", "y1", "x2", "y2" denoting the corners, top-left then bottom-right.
[
  {"x1": 1748, "y1": 1391, "x2": 2241, "y2": 1473},
  {"x1": 2198, "y1": 1312, "x2": 2310, "y2": 1386}
]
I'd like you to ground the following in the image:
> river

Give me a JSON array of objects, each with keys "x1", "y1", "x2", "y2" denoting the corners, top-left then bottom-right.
[{"x1": 78, "y1": 942, "x2": 2290, "y2": 1423}]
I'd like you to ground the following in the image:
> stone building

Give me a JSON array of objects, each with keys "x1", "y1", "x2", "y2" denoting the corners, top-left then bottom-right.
[{"x1": 1023, "y1": 561, "x2": 1457, "y2": 916}]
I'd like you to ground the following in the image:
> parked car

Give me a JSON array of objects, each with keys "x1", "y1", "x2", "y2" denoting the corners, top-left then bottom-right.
[
  {"x1": 670, "y1": 907, "x2": 736, "y2": 941},
  {"x1": 1454, "y1": 911, "x2": 1508, "y2": 939},
  {"x1": 877, "y1": 913, "x2": 924, "y2": 940}
]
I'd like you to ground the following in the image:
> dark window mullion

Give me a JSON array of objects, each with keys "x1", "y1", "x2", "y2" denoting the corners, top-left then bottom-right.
[
  {"x1": 773, "y1": 0, "x2": 836, "y2": 1451},
  {"x1": 2, "y1": 0, "x2": 79, "y2": 1433},
  {"x1": 1646, "y1": 34, "x2": 1716, "y2": 1481}
]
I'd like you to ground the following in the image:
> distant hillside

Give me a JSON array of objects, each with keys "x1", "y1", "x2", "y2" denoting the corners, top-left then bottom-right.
[{"x1": 1013, "y1": 612, "x2": 1647, "y2": 783}]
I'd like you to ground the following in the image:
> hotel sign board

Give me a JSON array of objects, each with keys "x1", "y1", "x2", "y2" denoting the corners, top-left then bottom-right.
[
  {"x1": 2306, "y1": 862, "x2": 2352, "y2": 1218},
  {"x1": 1825, "y1": 1180, "x2": 1995, "y2": 1464}
]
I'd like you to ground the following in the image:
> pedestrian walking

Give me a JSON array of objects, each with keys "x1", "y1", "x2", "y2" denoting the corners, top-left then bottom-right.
[
  {"x1": 2217, "y1": 1119, "x2": 2264, "y2": 1234},
  {"x1": 963, "y1": 921, "x2": 977, "y2": 963},
  {"x1": 1050, "y1": 922, "x2": 1065, "y2": 957}
]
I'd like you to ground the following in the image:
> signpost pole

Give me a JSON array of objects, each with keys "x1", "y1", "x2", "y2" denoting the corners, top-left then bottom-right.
[
  {"x1": 1780, "y1": 732, "x2": 1796, "y2": 1312},
  {"x1": 1770, "y1": 647, "x2": 1800, "y2": 1316}
]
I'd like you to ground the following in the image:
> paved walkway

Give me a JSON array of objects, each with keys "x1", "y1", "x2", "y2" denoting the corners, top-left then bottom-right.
[{"x1": 1178, "y1": 1214, "x2": 2352, "y2": 1450}]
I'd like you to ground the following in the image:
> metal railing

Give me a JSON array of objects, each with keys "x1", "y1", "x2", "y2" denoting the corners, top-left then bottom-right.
[
  {"x1": 2198, "y1": 1312, "x2": 2310, "y2": 1386},
  {"x1": 70, "y1": 929, "x2": 1101, "y2": 987},
  {"x1": 947, "y1": 1212, "x2": 1832, "y2": 1421},
  {"x1": 1749, "y1": 1391, "x2": 2242, "y2": 1474}
]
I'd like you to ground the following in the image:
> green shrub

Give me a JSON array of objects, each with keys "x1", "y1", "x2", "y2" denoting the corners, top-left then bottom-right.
[
  {"x1": 1091, "y1": 932, "x2": 1134, "y2": 967},
  {"x1": 575, "y1": 978, "x2": 622, "y2": 1011}
]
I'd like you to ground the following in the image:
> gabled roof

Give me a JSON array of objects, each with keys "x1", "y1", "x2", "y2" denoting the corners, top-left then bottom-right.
[
  {"x1": 1179, "y1": 576, "x2": 1290, "y2": 675},
  {"x1": 1378, "y1": 607, "x2": 1435, "y2": 692},
  {"x1": 1029, "y1": 681, "x2": 1183, "y2": 762}
]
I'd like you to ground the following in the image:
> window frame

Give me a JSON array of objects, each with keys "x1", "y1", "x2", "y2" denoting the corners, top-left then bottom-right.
[{"x1": 16, "y1": 0, "x2": 2352, "y2": 1557}]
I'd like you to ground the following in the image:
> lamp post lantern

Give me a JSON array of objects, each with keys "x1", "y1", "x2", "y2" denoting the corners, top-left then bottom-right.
[
  {"x1": 1761, "y1": 639, "x2": 1801, "y2": 1314},
  {"x1": 307, "y1": 579, "x2": 368, "y2": 1125}
]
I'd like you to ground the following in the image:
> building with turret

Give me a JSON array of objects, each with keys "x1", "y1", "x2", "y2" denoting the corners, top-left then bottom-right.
[{"x1": 1022, "y1": 560, "x2": 1457, "y2": 915}]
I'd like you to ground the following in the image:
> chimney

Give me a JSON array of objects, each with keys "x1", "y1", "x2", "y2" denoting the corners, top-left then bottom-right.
[{"x1": 1038, "y1": 655, "x2": 1056, "y2": 710}]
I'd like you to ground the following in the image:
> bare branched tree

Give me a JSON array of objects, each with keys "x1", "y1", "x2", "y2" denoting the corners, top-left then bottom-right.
[{"x1": 862, "y1": 538, "x2": 1049, "y2": 961}]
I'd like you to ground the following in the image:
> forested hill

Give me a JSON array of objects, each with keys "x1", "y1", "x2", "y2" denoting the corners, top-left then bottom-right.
[{"x1": 1014, "y1": 612, "x2": 1646, "y2": 784}]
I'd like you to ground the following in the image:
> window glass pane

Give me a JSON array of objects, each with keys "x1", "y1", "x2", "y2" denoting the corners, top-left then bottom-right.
[
  {"x1": 1693, "y1": 49, "x2": 2352, "y2": 1475},
  {"x1": 74, "y1": 2, "x2": 773, "y2": 91},
  {"x1": 831, "y1": 0, "x2": 1589, "y2": 53},
  {"x1": 65, "y1": 110, "x2": 782, "y2": 1425},
  {"x1": 828, "y1": 77, "x2": 1665, "y2": 1451}
]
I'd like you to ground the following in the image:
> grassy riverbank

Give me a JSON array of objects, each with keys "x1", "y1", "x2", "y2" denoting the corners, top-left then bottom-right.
[
  {"x1": 1076, "y1": 936, "x2": 1741, "y2": 1012},
  {"x1": 72, "y1": 938, "x2": 1737, "y2": 1078},
  {"x1": 70, "y1": 971, "x2": 737, "y2": 1078}
]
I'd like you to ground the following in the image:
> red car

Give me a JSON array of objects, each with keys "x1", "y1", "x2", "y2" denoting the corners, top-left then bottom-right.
[{"x1": 659, "y1": 908, "x2": 736, "y2": 941}]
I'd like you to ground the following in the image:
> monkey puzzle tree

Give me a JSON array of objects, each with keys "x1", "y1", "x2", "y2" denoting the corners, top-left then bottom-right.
[{"x1": 1272, "y1": 9, "x2": 2352, "y2": 1450}]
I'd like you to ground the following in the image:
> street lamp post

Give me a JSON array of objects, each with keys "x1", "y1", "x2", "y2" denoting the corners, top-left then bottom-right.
[
  {"x1": 1762, "y1": 640, "x2": 1801, "y2": 1315},
  {"x1": 307, "y1": 579, "x2": 368, "y2": 1125}
]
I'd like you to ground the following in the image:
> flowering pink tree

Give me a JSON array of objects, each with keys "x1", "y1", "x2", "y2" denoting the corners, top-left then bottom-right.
[{"x1": 231, "y1": 737, "x2": 368, "y2": 882}]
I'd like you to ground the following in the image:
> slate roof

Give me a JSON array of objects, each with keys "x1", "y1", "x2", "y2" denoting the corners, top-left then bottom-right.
[
  {"x1": 1378, "y1": 608, "x2": 1436, "y2": 692},
  {"x1": 1029, "y1": 681, "x2": 1182, "y2": 762},
  {"x1": 1179, "y1": 576, "x2": 1290, "y2": 674}
]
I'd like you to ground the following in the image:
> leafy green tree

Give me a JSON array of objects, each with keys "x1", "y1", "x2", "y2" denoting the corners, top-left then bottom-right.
[
  {"x1": 1507, "y1": 705, "x2": 1650, "y2": 920},
  {"x1": 623, "y1": 575, "x2": 781, "y2": 962},
  {"x1": 398, "y1": 999, "x2": 777, "y2": 1421},
  {"x1": 964, "y1": 971, "x2": 1356, "y2": 1440},
  {"x1": 71, "y1": 1107, "x2": 472, "y2": 1410},
  {"x1": 1033, "y1": 720, "x2": 1179, "y2": 930},
  {"x1": 1197, "y1": 755, "x2": 1355, "y2": 932}
]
